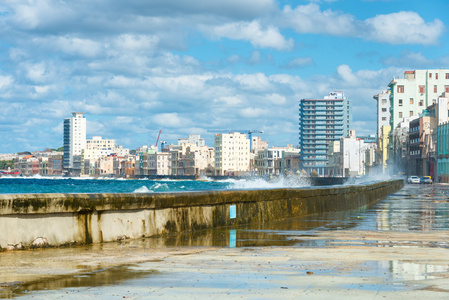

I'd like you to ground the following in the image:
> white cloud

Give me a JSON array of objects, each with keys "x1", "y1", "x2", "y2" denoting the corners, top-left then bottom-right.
[
  {"x1": 265, "y1": 93, "x2": 286, "y2": 105},
  {"x1": 0, "y1": 75, "x2": 13, "y2": 88},
  {"x1": 337, "y1": 65, "x2": 359, "y2": 86},
  {"x1": 282, "y1": 4, "x2": 357, "y2": 36},
  {"x1": 248, "y1": 51, "x2": 261, "y2": 65},
  {"x1": 153, "y1": 113, "x2": 189, "y2": 128},
  {"x1": 281, "y1": 57, "x2": 314, "y2": 69},
  {"x1": 381, "y1": 51, "x2": 436, "y2": 68},
  {"x1": 214, "y1": 96, "x2": 243, "y2": 107},
  {"x1": 113, "y1": 34, "x2": 160, "y2": 52},
  {"x1": 203, "y1": 20, "x2": 294, "y2": 50},
  {"x1": 8, "y1": 0, "x2": 76, "y2": 30},
  {"x1": 227, "y1": 55, "x2": 241, "y2": 64},
  {"x1": 365, "y1": 11, "x2": 444, "y2": 45},
  {"x1": 33, "y1": 85, "x2": 49, "y2": 93},
  {"x1": 240, "y1": 107, "x2": 270, "y2": 118},
  {"x1": 281, "y1": 4, "x2": 444, "y2": 45},
  {"x1": 235, "y1": 73, "x2": 272, "y2": 91},
  {"x1": 55, "y1": 36, "x2": 102, "y2": 57},
  {"x1": 24, "y1": 62, "x2": 48, "y2": 83}
]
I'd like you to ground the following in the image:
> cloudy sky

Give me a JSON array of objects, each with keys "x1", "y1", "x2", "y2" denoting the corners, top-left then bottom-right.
[{"x1": 0, "y1": 0, "x2": 447, "y2": 153}]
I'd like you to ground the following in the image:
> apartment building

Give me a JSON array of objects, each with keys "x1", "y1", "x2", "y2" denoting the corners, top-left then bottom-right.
[
  {"x1": 408, "y1": 115, "x2": 432, "y2": 177},
  {"x1": 373, "y1": 90, "x2": 391, "y2": 139},
  {"x1": 254, "y1": 148, "x2": 284, "y2": 176},
  {"x1": 178, "y1": 134, "x2": 206, "y2": 147},
  {"x1": 148, "y1": 151, "x2": 170, "y2": 175},
  {"x1": 327, "y1": 130, "x2": 369, "y2": 177},
  {"x1": 169, "y1": 143, "x2": 214, "y2": 176},
  {"x1": 438, "y1": 122, "x2": 449, "y2": 182},
  {"x1": 388, "y1": 70, "x2": 449, "y2": 130},
  {"x1": 63, "y1": 112, "x2": 86, "y2": 171},
  {"x1": 298, "y1": 91, "x2": 352, "y2": 176},
  {"x1": 409, "y1": 97, "x2": 449, "y2": 178},
  {"x1": 214, "y1": 132, "x2": 250, "y2": 176},
  {"x1": 84, "y1": 136, "x2": 116, "y2": 159},
  {"x1": 84, "y1": 136, "x2": 129, "y2": 164},
  {"x1": 251, "y1": 136, "x2": 268, "y2": 153}
]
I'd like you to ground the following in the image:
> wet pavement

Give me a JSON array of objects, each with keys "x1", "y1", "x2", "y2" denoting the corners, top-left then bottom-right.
[{"x1": 3, "y1": 183, "x2": 449, "y2": 299}]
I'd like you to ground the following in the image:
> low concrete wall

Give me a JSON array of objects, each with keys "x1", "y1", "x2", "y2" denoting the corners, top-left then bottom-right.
[{"x1": 0, "y1": 179, "x2": 403, "y2": 249}]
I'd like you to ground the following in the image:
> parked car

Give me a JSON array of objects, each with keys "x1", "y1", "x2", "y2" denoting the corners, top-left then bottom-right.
[
  {"x1": 420, "y1": 176, "x2": 432, "y2": 184},
  {"x1": 407, "y1": 176, "x2": 420, "y2": 184}
]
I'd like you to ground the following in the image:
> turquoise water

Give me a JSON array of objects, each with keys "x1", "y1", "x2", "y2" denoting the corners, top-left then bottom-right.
[{"x1": 0, "y1": 176, "x2": 297, "y2": 194}]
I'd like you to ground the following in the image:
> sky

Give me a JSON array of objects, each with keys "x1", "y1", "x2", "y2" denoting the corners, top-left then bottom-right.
[{"x1": 0, "y1": 0, "x2": 448, "y2": 153}]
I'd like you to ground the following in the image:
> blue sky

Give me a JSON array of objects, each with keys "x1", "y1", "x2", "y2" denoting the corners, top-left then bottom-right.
[{"x1": 0, "y1": 0, "x2": 448, "y2": 153}]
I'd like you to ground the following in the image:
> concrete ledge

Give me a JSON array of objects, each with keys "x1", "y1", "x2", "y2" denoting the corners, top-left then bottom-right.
[{"x1": 0, "y1": 179, "x2": 403, "y2": 249}]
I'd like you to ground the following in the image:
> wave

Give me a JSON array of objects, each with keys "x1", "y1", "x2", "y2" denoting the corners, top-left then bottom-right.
[
  {"x1": 150, "y1": 182, "x2": 169, "y2": 191},
  {"x1": 133, "y1": 186, "x2": 153, "y2": 193},
  {"x1": 225, "y1": 175, "x2": 311, "y2": 190}
]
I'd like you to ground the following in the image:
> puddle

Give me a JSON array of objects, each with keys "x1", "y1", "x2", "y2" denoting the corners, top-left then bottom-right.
[{"x1": 0, "y1": 266, "x2": 158, "y2": 299}]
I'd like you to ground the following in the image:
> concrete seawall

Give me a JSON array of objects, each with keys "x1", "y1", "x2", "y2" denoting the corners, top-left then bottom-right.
[{"x1": 0, "y1": 179, "x2": 403, "y2": 249}]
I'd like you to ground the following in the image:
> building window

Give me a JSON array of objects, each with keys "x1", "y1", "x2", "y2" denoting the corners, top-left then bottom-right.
[
  {"x1": 445, "y1": 85, "x2": 449, "y2": 93},
  {"x1": 399, "y1": 99, "x2": 403, "y2": 106},
  {"x1": 436, "y1": 73, "x2": 439, "y2": 80},
  {"x1": 382, "y1": 99, "x2": 387, "y2": 104},
  {"x1": 399, "y1": 112, "x2": 403, "y2": 118},
  {"x1": 419, "y1": 100, "x2": 423, "y2": 106},
  {"x1": 410, "y1": 98, "x2": 414, "y2": 104},
  {"x1": 382, "y1": 108, "x2": 387, "y2": 112},
  {"x1": 419, "y1": 85, "x2": 425, "y2": 93},
  {"x1": 429, "y1": 73, "x2": 432, "y2": 79},
  {"x1": 410, "y1": 111, "x2": 413, "y2": 117},
  {"x1": 382, "y1": 117, "x2": 387, "y2": 121},
  {"x1": 397, "y1": 85, "x2": 404, "y2": 93},
  {"x1": 434, "y1": 85, "x2": 437, "y2": 93},
  {"x1": 446, "y1": 73, "x2": 449, "y2": 79}
]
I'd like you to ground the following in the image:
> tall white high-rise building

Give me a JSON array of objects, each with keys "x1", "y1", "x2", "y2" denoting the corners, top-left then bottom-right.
[
  {"x1": 63, "y1": 112, "x2": 86, "y2": 170},
  {"x1": 214, "y1": 132, "x2": 250, "y2": 176},
  {"x1": 298, "y1": 91, "x2": 352, "y2": 176}
]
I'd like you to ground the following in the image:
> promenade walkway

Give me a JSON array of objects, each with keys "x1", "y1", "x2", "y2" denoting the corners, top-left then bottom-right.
[{"x1": 2, "y1": 183, "x2": 449, "y2": 299}]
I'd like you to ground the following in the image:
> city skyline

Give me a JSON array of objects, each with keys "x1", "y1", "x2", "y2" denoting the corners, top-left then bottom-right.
[{"x1": 0, "y1": 0, "x2": 448, "y2": 153}]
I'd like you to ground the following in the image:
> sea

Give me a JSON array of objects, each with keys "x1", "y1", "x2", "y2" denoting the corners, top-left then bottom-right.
[{"x1": 0, "y1": 175, "x2": 312, "y2": 194}]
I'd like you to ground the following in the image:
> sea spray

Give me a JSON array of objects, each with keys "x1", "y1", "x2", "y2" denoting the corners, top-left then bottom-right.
[{"x1": 133, "y1": 186, "x2": 153, "y2": 193}]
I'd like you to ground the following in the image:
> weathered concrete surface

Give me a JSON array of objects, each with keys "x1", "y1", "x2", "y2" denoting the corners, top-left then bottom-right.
[
  {"x1": 2, "y1": 230, "x2": 449, "y2": 299},
  {"x1": 0, "y1": 180, "x2": 403, "y2": 248}
]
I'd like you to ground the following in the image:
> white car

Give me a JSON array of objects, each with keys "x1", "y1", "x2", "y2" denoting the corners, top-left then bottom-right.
[{"x1": 407, "y1": 176, "x2": 420, "y2": 184}]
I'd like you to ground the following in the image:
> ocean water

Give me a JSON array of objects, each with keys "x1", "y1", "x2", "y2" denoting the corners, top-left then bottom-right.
[{"x1": 0, "y1": 176, "x2": 311, "y2": 194}]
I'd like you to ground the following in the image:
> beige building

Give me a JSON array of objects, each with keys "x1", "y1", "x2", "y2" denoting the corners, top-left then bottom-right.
[
  {"x1": 251, "y1": 136, "x2": 268, "y2": 153},
  {"x1": 214, "y1": 132, "x2": 250, "y2": 176},
  {"x1": 84, "y1": 136, "x2": 129, "y2": 160},
  {"x1": 170, "y1": 143, "x2": 214, "y2": 176},
  {"x1": 148, "y1": 152, "x2": 170, "y2": 175},
  {"x1": 379, "y1": 125, "x2": 391, "y2": 173}
]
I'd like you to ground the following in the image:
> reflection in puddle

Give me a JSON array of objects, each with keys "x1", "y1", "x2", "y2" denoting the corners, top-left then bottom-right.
[{"x1": 1, "y1": 266, "x2": 158, "y2": 298}]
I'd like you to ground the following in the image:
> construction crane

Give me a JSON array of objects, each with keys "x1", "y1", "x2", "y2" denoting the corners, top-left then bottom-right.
[
  {"x1": 155, "y1": 130, "x2": 162, "y2": 149},
  {"x1": 207, "y1": 129, "x2": 264, "y2": 150}
]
